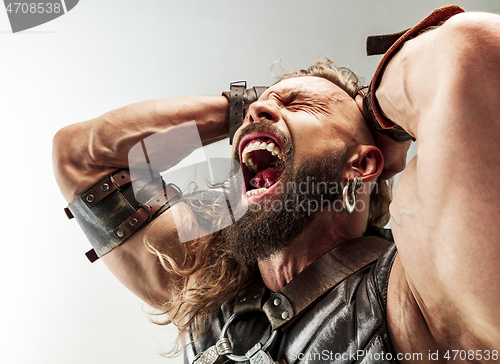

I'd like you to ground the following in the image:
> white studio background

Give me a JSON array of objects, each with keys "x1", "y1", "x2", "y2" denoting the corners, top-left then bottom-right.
[{"x1": 0, "y1": 1, "x2": 498, "y2": 363}]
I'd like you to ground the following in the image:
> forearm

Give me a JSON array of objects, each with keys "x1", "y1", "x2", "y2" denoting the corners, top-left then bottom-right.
[
  {"x1": 375, "y1": 13, "x2": 500, "y2": 139},
  {"x1": 94, "y1": 96, "x2": 230, "y2": 164},
  {"x1": 374, "y1": 30, "x2": 435, "y2": 138},
  {"x1": 53, "y1": 95, "x2": 229, "y2": 201}
]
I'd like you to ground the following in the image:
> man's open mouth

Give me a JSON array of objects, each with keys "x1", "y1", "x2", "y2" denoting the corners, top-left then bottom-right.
[{"x1": 240, "y1": 134, "x2": 285, "y2": 197}]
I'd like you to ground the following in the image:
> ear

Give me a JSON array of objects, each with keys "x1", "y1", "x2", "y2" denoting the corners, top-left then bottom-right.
[{"x1": 345, "y1": 145, "x2": 384, "y2": 182}]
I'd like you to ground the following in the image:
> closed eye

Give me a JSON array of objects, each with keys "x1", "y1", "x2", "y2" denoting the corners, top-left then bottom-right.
[
  {"x1": 287, "y1": 94, "x2": 329, "y2": 114},
  {"x1": 270, "y1": 89, "x2": 330, "y2": 113}
]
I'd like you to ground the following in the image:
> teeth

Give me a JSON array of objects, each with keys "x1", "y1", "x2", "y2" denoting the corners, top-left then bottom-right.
[
  {"x1": 247, "y1": 158, "x2": 257, "y2": 172},
  {"x1": 241, "y1": 140, "x2": 283, "y2": 170},
  {"x1": 246, "y1": 187, "x2": 267, "y2": 196},
  {"x1": 272, "y1": 146, "x2": 282, "y2": 159}
]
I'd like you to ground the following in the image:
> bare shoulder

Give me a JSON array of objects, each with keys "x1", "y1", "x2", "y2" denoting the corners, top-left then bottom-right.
[{"x1": 380, "y1": 11, "x2": 500, "y2": 358}]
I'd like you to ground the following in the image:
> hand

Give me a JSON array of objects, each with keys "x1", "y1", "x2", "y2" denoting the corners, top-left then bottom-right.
[{"x1": 355, "y1": 94, "x2": 411, "y2": 180}]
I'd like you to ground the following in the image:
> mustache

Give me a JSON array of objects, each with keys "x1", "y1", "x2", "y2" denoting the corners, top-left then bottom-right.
[{"x1": 233, "y1": 123, "x2": 293, "y2": 161}]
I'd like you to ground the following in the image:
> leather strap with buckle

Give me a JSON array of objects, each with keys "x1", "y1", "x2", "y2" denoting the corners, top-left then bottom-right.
[
  {"x1": 234, "y1": 235, "x2": 390, "y2": 331},
  {"x1": 65, "y1": 169, "x2": 182, "y2": 262},
  {"x1": 223, "y1": 81, "x2": 268, "y2": 145}
]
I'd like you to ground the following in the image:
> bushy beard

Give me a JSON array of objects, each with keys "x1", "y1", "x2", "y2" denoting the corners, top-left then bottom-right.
[{"x1": 222, "y1": 149, "x2": 346, "y2": 265}]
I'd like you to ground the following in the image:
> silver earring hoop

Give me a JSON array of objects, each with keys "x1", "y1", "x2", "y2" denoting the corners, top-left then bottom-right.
[{"x1": 343, "y1": 177, "x2": 362, "y2": 214}]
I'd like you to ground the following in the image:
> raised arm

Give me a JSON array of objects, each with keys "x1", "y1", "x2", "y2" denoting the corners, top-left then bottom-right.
[
  {"x1": 53, "y1": 96, "x2": 230, "y2": 199},
  {"x1": 52, "y1": 95, "x2": 230, "y2": 305},
  {"x1": 375, "y1": 11, "x2": 500, "y2": 354}
]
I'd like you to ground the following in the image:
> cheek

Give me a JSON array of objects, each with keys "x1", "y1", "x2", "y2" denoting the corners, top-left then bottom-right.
[
  {"x1": 231, "y1": 144, "x2": 239, "y2": 159},
  {"x1": 292, "y1": 131, "x2": 337, "y2": 157},
  {"x1": 285, "y1": 113, "x2": 347, "y2": 157},
  {"x1": 232, "y1": 127, "x2": 246, "y2": 157}
]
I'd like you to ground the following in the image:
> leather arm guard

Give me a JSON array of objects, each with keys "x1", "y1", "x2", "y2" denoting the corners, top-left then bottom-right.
[
  {"x1": 64, "y1": 169, "x2": 182, "y2": 262},
  {"x1": 360, "y1": 5, "x2": 464, "y2": 142},
  {"x1": 223, "y1": 81, "x2": 268, "y2": 145}
]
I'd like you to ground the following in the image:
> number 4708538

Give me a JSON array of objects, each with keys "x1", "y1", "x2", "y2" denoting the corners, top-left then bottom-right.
[
  {"x1": 443, "y1": 350, "x2": 498, "y2": 361},
  {"x1": 5, "y1": 2, "x2": 62, "y2": 14}
]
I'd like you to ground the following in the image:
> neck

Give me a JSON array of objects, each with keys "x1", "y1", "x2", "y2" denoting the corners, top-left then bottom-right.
[{"x1": 257, "y1": 212, "x2": 363, "y2": 292}]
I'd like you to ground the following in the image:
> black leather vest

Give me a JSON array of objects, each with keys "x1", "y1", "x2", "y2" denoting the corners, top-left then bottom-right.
[{"x1": 184, "y1": 230, "x2": 398, "y2": 364}]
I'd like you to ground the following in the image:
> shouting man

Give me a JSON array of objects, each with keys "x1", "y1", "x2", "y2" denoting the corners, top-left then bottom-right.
[{"x1": 53, "y1": 6, "x2": 500, "y2": 363}]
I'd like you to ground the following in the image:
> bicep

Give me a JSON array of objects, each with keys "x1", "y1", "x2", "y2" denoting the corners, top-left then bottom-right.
[
  {"x1": 100, "y1": 204, "x2": 202, "y2": 307},
  {"x1": 380, "y1": 13, "x2": 500, "y2": 342}
]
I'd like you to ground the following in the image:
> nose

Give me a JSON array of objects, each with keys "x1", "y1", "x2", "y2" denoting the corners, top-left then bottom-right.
[{"x1": 247, "y1": 99, "x2": 280, "y2": 124}]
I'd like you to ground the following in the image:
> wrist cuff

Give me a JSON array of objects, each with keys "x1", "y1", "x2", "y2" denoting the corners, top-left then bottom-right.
[{"x1": 223, "y1": 81, "x2": 268, "y2": 145}]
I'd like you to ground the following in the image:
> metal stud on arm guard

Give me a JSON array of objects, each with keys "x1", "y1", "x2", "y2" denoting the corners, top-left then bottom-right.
[
  {"x1": 360, "y1": 5, "x2": 464, "y2": 142},
  {"x1": 64, "y1": 169, "x2": 182, "y2": 263},
  {"x1": 223, "y1": 81, "x2": 268, "y2": 145}
]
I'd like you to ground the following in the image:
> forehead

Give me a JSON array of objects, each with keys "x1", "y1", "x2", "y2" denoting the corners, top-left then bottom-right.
[{"x1": 262, "y1": 75, "x2": 370, "y2": 145}]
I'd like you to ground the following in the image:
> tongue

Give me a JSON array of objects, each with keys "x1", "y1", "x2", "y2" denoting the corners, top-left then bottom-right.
[{"x1": 252, "y1": 168, "x2": 281, "y2": 189}]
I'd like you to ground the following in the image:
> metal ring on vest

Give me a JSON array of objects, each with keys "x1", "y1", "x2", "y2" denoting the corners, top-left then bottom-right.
[{"x1": 218, "y1": 314, "x2": 278, "y2": 362}]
